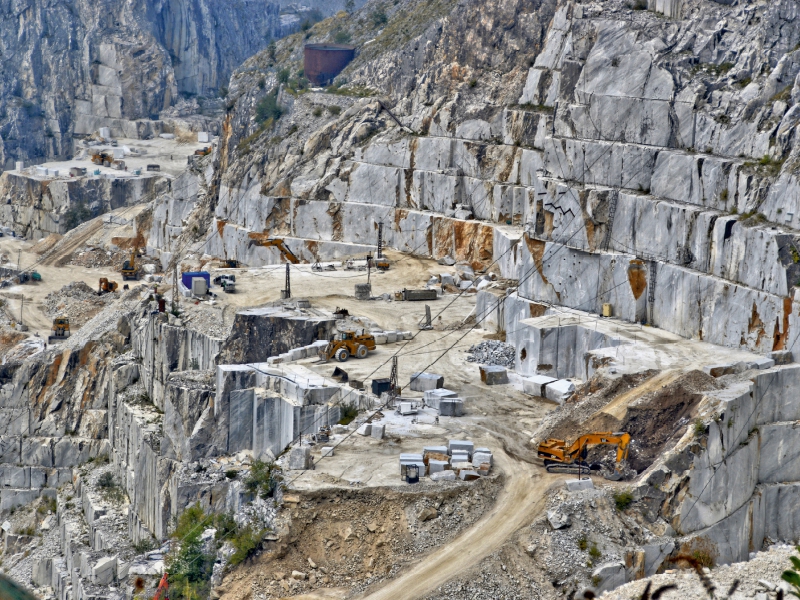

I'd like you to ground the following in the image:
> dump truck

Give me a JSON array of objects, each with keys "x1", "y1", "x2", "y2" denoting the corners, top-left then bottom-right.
[
  {"x1": 91, "y1": 152, "x2": 113, "y2": 167},
  {"x1": 98, "y1": 278, "x2": 118, "y2": 295},
  {"x1": 319, "y1": 330, "x2": 377, "y2": 362},
  {"x1": 537, "y1": 432, "x2": 631, "y2": 479},
  {"x1": 121, "y1": 250, "x2": 139, "y2": 280},
  {"x1": 49, "y1": 317, "x2": 70, "y2": 343}
]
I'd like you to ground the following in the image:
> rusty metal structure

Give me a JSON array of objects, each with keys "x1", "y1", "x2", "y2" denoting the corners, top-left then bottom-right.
[{"x1": 304, "y1": 43, "x2": 356, "y2": 86}]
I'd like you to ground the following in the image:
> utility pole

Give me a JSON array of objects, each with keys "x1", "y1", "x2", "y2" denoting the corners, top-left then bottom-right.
[
  {"x1": 377, "y1": 221, "x2": 384, "y2": 259},
  {"x1": 389, "y1": 356, "x2": 398, "y2": 407},
  {"x1": 172, "y1": 260, "x2": 179, "y2": 314},
  {"x1": 17, "y1": 249, "x2": 21, "y2": 272},
  {"x1": 19, "y1": 294, "x2": 23, "y2": 326},
  {"x1": 282, "y1": 263, "x2": 291, "y2": 299}
]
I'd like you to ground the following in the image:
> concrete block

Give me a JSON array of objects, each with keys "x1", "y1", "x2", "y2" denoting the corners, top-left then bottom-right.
[
  {"x1": 523, "y1": 375, "x2": 557, "y2": 397},
  {"x1": 357, "y1": 423, "x2": 372, "y2": 436},
  {"x1": 545, "y1": 379, "x2": 575, "y2": 404},
  {"x1": 439, "y1": 398, "x2": 464, "y2": 416},
  {"x1": 566, "y1": 478, "x2": 594, "y2": 492},
  {"x1": 459, "y1": 470, "x2": 480, "y2": 481},
  {"x1": 287, "y1": 446, "x2": 311, "y2": 470},
  {"x1": 423, "y1": 388, "x2": 458, "y2": 409},
  {"x1": 703, "y1": 363, "x2": 736, "y2": 377},
  {"x1": 448, "y1": 440, "x2": 474, "y2": 457},
  {"x1": 472, "y1": 452, "x2": 493, "y2": 467},
  {"x1": 320, "y1": 446, "x2": 334, "y2": 457},
  {"x1": 431, "y1": 470, "x2": 457, "y2": 481},
  {"x1": 371, "y1": 424, "x2": 385, "y2": 440},
  {"x1": 92, "y1": 555, "x2": 117, "y2": 585},
  {"x1": 428, "y1": 460, "x2": 449, "y2": 474},
  {"x1": 479, "y1": 365, "x2": 509, "y2": 385},
  {"x1": 410, "y1": 372, "x2": 444, "y2": 392}
]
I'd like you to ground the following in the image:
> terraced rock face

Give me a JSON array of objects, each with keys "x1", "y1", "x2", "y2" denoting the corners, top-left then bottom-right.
[{"x1": 0, "y1": 0, "x2": 282, "y2": 167}]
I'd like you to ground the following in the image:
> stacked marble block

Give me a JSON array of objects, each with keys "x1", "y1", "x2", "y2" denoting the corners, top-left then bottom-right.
[
  {"x1": 267, "y1": 340, "x2": 329, "y2": 365},
  {"x1": 423, "y1": 388, "x2": 464, "y2": 416},
  {"x1": 522, "y1": 374, "x2": 576, "y2": 404},
  {"x1": 371, "y1": 330, "x2": 414, "y2": 345},
  {"x1": 399, "y1": 440, "x2": 493, "y2": 482}
]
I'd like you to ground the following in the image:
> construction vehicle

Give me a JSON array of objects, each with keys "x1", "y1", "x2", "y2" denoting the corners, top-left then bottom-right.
[
  {"x1": 248, "y1": 238, "x2": 299, "y2": 263},
  {"x1": 152, "y1": 572, "x2": 169, "y2": 600},
  {"x1": 313, "y1": 425, "x2": 331, "y2": 443},
  {"x1": 194, "y1": 146, "x2": 212, "y2": 156},
  {"x1": 111, "y1": 159, "x2": 125, "y2": 170},
  {"x1": 121, "y1": 250, "x2": 139, "y2": 280},
  {"x1": 223, "y1": 259, "x2": 240, "y2": 269},
  {"x1": 49, "y1": 317, "x2": 70, "y2": 343},
  {"x1": 31, "y1": 272, "x2": 41, "y2": 282},
  {"x1": 375, "y1": 257, "x2": 390, "y2": 270},
  {"x1": 91, "y1": 152, "x2": 113, "y2": 167},
  {"x1": 213, "y1": 274, "x2": 236, "y2": 293},
  {"x1": 537, "y1": 432, "x2": 631, "y2": 479},
  {"x1": 319, "y1": 330, "x2": 377, "y2": 362},
  {"x1": 98, "y1": 278, "x2": 119, "y2": 295}
]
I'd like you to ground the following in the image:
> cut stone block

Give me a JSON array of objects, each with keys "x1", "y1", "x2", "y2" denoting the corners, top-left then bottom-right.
[
  {"x1": 565, "y1": 478, "x2": 594, "y2": 492},
  {"x1": 371, "y1": 424, "x2": 385, "y2": 440},
  {"x1": 92, "y1": 555, "x2": 117, "y2": 585},
  {"x1": 439, "y1": 398, "x2": 464, "y2": 416},
  {"x1": 288, "y1": 446, "x2": 311, "y2": 470},
  {"x1": 592, "y1": 561, "x2": 626, "y2": 593},
  {"x1": 479, "y1": 365, "x2": 509, "y2": 385},
  {"x1": 703, "y1": 363, "x2": 736, "y2": 377},
  {"x1": 770, "y1": 350, "x2": 794, "y2": 365},
  {"x1": 451, "y1": 453, "x2": 469, "y2": 465},
  {"x1": 320, "y1": 447, "x2": 334, "y2": 457},
  {"x1": 373, "y1": 333, "x2": 388, "y2": 344},
  {"x1": 428, "y1": 460, "x2": 449, "y2": 474},
  {"x1": 410, "y1": 372, "x2": 445, "y2": 391},
  {"x1": 357, "y1": 423, "x2": 372, "y2": 436},
  {"x1": 431, "y1": 470, "x2": 457, "y2": 481},
  {"x1": 423, "y1": 388, "x2": 458, "y2": 409},
  {"x1": 472, "y1": 452, "x2": 493, "y2": 467},
  {"x1": 448, "y1": 440, "x2": 474, "y2": 456},
  {"x1": 749, "y1": 357, "x2": 776, "y2": 370},
  {"x1": 522, "y1": 375, "x2": 557, "y2": 397},
  {"x1": 459, "y1": 470, "x2": 480, "y2": 481},
  {"x1": 545, "y1": 379, "x2": 576, "y2": 404},
  {"x1": 422, "y1": 445, "x2": 449, "y2": 456},
  {"x1": 386, "y1": 331, "x2": 398, "y2": 343}
]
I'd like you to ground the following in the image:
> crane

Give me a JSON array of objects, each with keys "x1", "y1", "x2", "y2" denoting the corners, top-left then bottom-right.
[
  {"x1": 537, "y1": 432, "x2": 631, "y2": 478},
  {"x1": 248, "y1": 237, "x2": 299, "y2": 264}
]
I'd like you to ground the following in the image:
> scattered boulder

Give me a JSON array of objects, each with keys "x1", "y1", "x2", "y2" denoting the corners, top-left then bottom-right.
[{"x1": 417, "y1": 507, "x2": 438, "y2": 521}]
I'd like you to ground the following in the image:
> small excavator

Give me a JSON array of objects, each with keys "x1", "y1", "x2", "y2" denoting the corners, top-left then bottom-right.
[
  {"x1": 91, "y1": 152, "x2": 113, "y2": 167},
  {"x1": 319, "y1": 330, "x2": 377, "y2": 362},
  {"x1": 98, "y1": 277, "x2": 119, "y2": 295},
  {"x1": 537, "y1": 432, "x2": 631, "y2": 480},
  {"x1": 152, "y1": 572, "x2": 169, "y2": 600},
  {"x1": 248, "y1": 238, "x2": 299, "y2": 263},
  {"x1": 49, "y1": 317, "x2": 70, "y2": 343},
  {"x1": 121, "y1": 249, "x2": 139, "y2": 280}
]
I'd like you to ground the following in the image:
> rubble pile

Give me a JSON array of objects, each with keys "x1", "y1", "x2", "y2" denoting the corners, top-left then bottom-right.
[
  {"x1": 44, "y1": 281, "x2": 115, "y2": 328},
  {"x1": 68, "y1": 246, "x2": 126, "y2": 269},
  {"x1": 466, "y1": 340, "x2": 515, "y2": 368}
]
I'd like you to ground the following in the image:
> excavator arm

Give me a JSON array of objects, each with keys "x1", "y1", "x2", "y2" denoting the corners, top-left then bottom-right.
[
  {"x1": 249, "y1": 238, "x2": 299, "y2": 263},
  {"x1": 537, "y1": 431, "x2": 631, "y2": 474}
]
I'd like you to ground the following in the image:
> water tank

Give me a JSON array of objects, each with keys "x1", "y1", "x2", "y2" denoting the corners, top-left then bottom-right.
[
  {"x1": 304, "y1": 44, "x2": 356, "y2": 86},
  {"x1": 191, "y1": 277, "x2": 208, "y2": 296}
]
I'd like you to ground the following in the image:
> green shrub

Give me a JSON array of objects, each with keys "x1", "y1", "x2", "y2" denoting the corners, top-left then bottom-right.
[
  {"x1": 228, "y1": 524, "x2": 267, "y2": 566},
  {"x1": 578, "y1": 537, "x2": 588, "y2": 551},
  {"x1": 333, "y1": 30, "x2": 352, "y2": 44},
  {"x1": 589, "y1": 544, "x2": 602, "y2": 559},
  {"x1": 312, "y1": 106, "x2": 323, "y2": 117},
  {"x1": 167, "y1": 504, "x2": 215, "y2": 599},
  {"x1": 327, "y1": 105, "x2": 342, "y2": 116},
  {"x1": 255, "y1": 90, "x2": 283, "y2": 123},
  {"x1": 781, "y1": 545, "x2": 800, "y2": 595},
  {"x1": 371, "y1": 10, "x2": 388, "y2": 27},
  {"x1": 134, "y1": 538, "x2": 156, "y2": 554},
  {"x1": 613, "y1": 490, "x2": 634, "y2": 511},
  {"x1": 694, "y1": 419, "x2": 706, "y2": 437},
  {"x1": 225, "y1": 470, "x2": 238, "y2": 479},
  {"x1": 338, "y1": 404, "x2": 358, "y2": 425},
  {"x1": 244, "y1": 460, "x2": 280, "y2": 499},
  {"x1": 277, "y1": 68, "x2": 291, "y2": 84}
]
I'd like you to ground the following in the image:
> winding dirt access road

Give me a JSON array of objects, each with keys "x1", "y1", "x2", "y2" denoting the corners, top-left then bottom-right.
[{"x1": 355, "y1": 455, "x2": 559, "y2": 600}]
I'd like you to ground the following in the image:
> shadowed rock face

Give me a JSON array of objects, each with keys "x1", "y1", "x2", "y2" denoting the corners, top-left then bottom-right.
[{"x1": 0, "y1": 0, "x2": 281, "y2": 167}]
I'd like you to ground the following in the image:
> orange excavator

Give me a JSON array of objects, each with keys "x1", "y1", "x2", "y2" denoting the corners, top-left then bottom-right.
[
  {"x1": 152, "y1": 573, "x2": 169, "y2": 600},
  {"x1": 537, "y1": 432, "x2": 631, "y2": 479},
  {"x1": 248, "y1": 238, "x2": 299, "y2": 263}
]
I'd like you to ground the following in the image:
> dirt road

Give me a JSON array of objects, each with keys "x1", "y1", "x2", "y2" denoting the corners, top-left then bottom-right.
[{"x1": 355, "y1": 455, "x2": 557, "y2": 600}]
